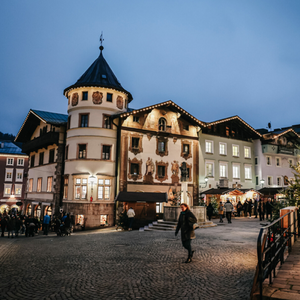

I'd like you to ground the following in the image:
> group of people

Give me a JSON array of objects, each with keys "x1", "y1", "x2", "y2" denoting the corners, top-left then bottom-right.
[
  {"x1": 206, "y1": 198, "x2": 275, "y2": 224},
  {"x1": 0, "y1": 212, "x2": 72, "y2": 237}
]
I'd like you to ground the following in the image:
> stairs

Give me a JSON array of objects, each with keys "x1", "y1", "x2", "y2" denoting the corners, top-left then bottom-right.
[{"x1": 140, "y1": 219, "x2": 217, "y2": 231}]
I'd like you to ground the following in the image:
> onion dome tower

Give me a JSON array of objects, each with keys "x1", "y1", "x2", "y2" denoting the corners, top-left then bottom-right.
[{"x1": 63, "y1": 38, "x2": 132, "y2": 228}]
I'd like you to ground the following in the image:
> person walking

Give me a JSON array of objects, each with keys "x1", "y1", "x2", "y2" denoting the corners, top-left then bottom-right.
[
  {"x1": 218, "y1": 202, "x2": 224, "y2": 223},
  {"x1": 258, "y1": 199, "x2": 265, "y2": 221},
  {"x1": 243, "y1": 200, "x2": 248, "y2": 217},
  {"x1": 224, "y1": 199, "x2": 233, "y2": 224},
  {"x1": 8, "y1": 215, "x2": 16, "y2": 238},
  {"x1": 253, "y1": 199, "x2": 258, "y2": 218},
  {"x1": 248, "y1": 199, "x2": 253, "y2": 218},
  {"x1": 43, "y1": 213, "x2": 51, "y2": 235},
  {"x1": 237, "y1": 201, "x2": 243, "y2": 217},
  {"x1": 206, "y1": 203, "x2": 214, "y2": 221},
  {"x1": 1, "y1": 216, "x2": 7, "y2": 237},
  {"x1": 127, "y1": 207, "x2": 135, "y2": 231},
  {"x1": 266, "y1": 198, "x2": 273, "y2": 220},
  {"x1": 175, "y1": 203, "x2": 197, "y2": 263}
]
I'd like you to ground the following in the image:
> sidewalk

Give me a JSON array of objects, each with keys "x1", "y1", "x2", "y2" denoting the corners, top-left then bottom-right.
[{"x1": 260, "y1": 240, "x2": 300, "y2": 300}]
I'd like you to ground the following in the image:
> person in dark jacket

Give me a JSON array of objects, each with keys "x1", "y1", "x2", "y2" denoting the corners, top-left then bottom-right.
[
  {"x1": 15, "y1": 216, "x2": 22, "y2": 237},
  {"x1": 206, "y1": 203, "x2": 214, "y2": 221},
  {"x1": 236, "y1": 201, "x2": 243, "y2": 217},
  {"x1": 258, "y1": 199, "x2": 265, "y2": 221},
  {"x1": 266, "y1": 198, "x2": 273, "y2": 220},
  {"x1": 247, "y1": 199, "x2": 253, "y2": 218},
  {"x1": 175, "y1": 203, "x2": 197, "y2": 263},
  {"x1": 8, "y1": 215, "x2": 16, "y2": 238},
  {"x1": 1, "y1": 216, "x2": 7, "y2": 237},
  {"x1": 253, "y1": 199, "x2": 258, "y2": 218},
  {"x1": 243, "y1": 200, "x2": 248, "y2": 217}
]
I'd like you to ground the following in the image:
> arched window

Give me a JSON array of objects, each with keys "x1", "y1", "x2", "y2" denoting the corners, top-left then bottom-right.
[{"x1": 158, "y1": 118, "x2": 166, "y2": 131}]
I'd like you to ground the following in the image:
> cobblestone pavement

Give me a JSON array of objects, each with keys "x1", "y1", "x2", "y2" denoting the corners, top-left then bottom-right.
[{"x1": 0, "y1": 218, "x2": 262, "y2": 300}]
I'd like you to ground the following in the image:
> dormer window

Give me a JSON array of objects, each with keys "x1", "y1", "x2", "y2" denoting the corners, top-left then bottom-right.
[
  {"x1": 158, "y1": 118, "x2": 166, "y2": 131},
  {"x1": 102, "y1": 74, "x2": 107, "y2": 79}
]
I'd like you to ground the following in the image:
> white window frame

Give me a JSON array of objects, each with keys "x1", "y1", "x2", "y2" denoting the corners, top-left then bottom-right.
[
  {"x1": 277, "y1": 177, "x2": 282, "y2": 186},
  {"x1": 205, "y1": 160, "x2": 215, "y2": 177},
  {"x1": 244, "y1": 164, "x2": 252, "y2": 180},
  {"x1": 4, "y1": 184, "x2": 12, "y2": 196},
  {"x1": 232, "y1": 144, "x2": 239, "y2": 157},
  {"x1": 232, "y1": 163, "x2": 240, "y2": 179},
  {"x1": 205, "y1": 140, "x2": 214, "y2": 154},
  {"x1": 219, "y1": 142, "x2": 227, "y2": 155},
  {"x1": 5, "y1": 168, "x2": 13, "y2": 182},
  {"x1": 219, "y1": 162, "x2": 228, "y2": 178},
  {"x1": 266, "y1": 156, "x2": 272, "y2": 166},
  {"x1": 98, "y1": 179, "x2": 111, "y2": 200},
  {"x1": 6, "y1": 158, "x2": 14, "y2": 166},
  {"x1": 15, "y1": 169, "x2": 24, "y2": 182},
  {"x1": 275, "y1": 157, "x2": 281, "y2": 167},
  {"x1": 268, "y1": 176, "x2": 273, "y2": 186},
  {"x1": 244, "y1": 146, "x2": 251, "y2": 159},
  {"x1": 17, "y1": 158, "x2": 24, "y2": 166},
  {"x1": 14, "y1": 184, "x2": 22, "y2": 197}
]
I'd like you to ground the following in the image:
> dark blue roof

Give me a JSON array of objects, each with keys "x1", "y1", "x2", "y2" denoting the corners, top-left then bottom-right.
[
  {"x1": 31, "y1": 110, "x2": 68, "y2": 125},
  {"x1": 64, "y1": 49, "x2": 133, "y2": 102},
  {"x1": 0, "y1": 141, "x2": 26, "y2": 155}
]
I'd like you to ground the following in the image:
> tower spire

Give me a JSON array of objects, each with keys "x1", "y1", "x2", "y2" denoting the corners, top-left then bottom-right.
[{"x1": 99, "y1": 32, "x2": 104, "y2": 52}]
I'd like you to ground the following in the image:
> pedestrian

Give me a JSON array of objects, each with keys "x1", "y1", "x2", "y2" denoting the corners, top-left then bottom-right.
[
  {"x1": 43, "y1": 213, "x2": 51, "y2": 235},
  {"x1": 248, "y1": 199, "x2": 253, "y2": 218},
  {"x1": 15, "y1": 216, "x2": 22, "y2": 237},
  {"x1": 243, "y1": 200, "x2": 248, "y2": 217},
  {"x1": 127, "y1": 207, "x2": 135, "y2": 231},
  {"x1": 175, "y1": 203, "x2": 197, "y2": 263},
  {"x1": 8, "y1": 215, "x2": 16, "y2": 238},
  {"x1": 237, "y1": 201, "x2": 243, "y2": 217},
  {"x1": 224, "y1": 199, "x2": 233, "y2": 224},
  {"x1": 258, "y1": 199, "x2": 265, "y2": 221},
  {"x1": 27, "y1": 215, "x2": 35, "y2": 237},
  {"x1": 206, "y1": 203, "x2": 214, "y2": 221},
  {"x1": 253, "y1": 199, "x2": 258, "y2": 218},
  {"x1": 266, "y1": 198, "x2": 273, "y2": 220},
  {"x1": 218, "y1": 202, "x2": 224, "y2": 223},
  {"x1": 1, "y1": 216, "x2": 7, "y2": 237}
]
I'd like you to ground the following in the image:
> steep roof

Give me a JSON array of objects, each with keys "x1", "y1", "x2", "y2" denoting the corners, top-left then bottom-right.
[
  {"x1": 64, "y1": 48, "x2": 133, "y2": 102},
  {"x1": 0, "y1": 141, "x2": 26, "y2": 155},
  {"x1": 15, "y1": 109, "x2": 68, "y2": 143}
]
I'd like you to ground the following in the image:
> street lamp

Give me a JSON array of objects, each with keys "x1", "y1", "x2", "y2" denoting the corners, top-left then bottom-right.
[
  {"x1": 199, "y1": 176, "x2": 208, "y2": 188},
  {"x1": 260, "y1": 178, "x2": 265, "y2": 188}
]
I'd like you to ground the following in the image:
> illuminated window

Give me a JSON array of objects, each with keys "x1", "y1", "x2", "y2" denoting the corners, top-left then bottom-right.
[
  {"x1": 205, "y1": 141, "x2": 213, "y2": 153},
  {"x1": 15, "y1": 185, "x2": 22, "y2": 196},
  {"x1": 37, "y1": 178, "x2": 42, "y2": 192},
  {"x1": 28, "y1": 179, "x2": 33, "y2": 192},
  {"x1": 232, "y1": 164, "x2": 240, "y2": 179},
  {"x1": 63, "y1": 176, "x2": 68, "y2": 199},
  {"x1": 205, "y1": 161, "x2": 214, "y2": 177},
  {"x1": 47, "y1": 177, "x2": 53, "y2": 192},
  {"x1": 78, "y1": 144, "x2": 87, "y2": 159},
  {"x1": 75, "y1": 178, "x2": 87, "y2": 199},
  {"x1": 5, "y1": 169, "x2": 13, "y2": 181},
  {"x1": 219, "y1": 162, "x2": 228, "y2": 178},
  {"x1": 219, "y1": 143, "x2": 227, "y2": 155},
  {"x1": 244, "y1": 146, "x2": 251, "y2": 158},
  {"x1": 16, "y1": 170, "x2": 23, "y2": 182},
  {"x1": 245, "y1": 165, "x2": 252, "y2": 180},
  {"x1": 232, "y1": 145, "x2": 239, "y2": 157},
  {"x1": 98, "y1": 179, "x2": 111, "y2": 200},
  {"x1": 4, "y1": 184, "x2": 11, "y2": 196}
]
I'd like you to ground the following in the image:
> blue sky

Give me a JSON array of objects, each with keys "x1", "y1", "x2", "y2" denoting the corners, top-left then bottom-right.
[{"x1": 1, "y1": 0, "x2": 300, "y2": 135}]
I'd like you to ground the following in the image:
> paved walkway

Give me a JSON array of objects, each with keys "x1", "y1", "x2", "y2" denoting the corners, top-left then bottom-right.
[
  {"x1": 1, "y1": 218, "x2": 262, "y2": 300},
  {"x1": 259, "y1": 240, "x2": 300, "y2": 300}
]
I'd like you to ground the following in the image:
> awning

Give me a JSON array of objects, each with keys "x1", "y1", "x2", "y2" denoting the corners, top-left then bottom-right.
[
  {"x1": 202, "y1": 188, "x2": 263, "y2": 196},
  {"x1": 115, "y1": 192, "x2": 168, "y2": 203},
  {"x1": 258, "y1": 187, "x2": 285, "y2": 196}
]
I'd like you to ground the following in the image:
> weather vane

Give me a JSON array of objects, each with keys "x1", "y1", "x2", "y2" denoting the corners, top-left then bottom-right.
[{"x1": 99, "y1": 32, "x2": 104, "y2": 51}]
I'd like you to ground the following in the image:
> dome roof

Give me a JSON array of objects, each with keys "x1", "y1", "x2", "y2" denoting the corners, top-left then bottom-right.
[{"x1": 64, "y1": 48, "x2": 133, "y2": 102}]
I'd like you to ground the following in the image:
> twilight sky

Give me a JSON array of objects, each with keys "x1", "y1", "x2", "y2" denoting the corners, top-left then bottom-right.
[{"x1": 1, "y1": 0, "x2": 300, "y2": 136}]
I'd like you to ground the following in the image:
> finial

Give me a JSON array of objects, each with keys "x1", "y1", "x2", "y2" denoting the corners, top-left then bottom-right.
[{"x1": 99, "y1": 32, "x2": 104, "y2": 51}]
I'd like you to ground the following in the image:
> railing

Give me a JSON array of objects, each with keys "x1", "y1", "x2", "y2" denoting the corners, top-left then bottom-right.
[{"x1": 251, "y1": 209, "x2": 299, "y2": 300}]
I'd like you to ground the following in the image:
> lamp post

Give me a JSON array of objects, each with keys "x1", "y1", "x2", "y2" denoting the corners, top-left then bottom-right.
[
  {"x1": 260, "y1": 178, "x2": 265, "y2": 188},
  {"x1": 199, "y1": 177, "x2": 208, "y2": 188},
  {"x1": 88, "y1": 175, "x2": 96, "y2": 202}
]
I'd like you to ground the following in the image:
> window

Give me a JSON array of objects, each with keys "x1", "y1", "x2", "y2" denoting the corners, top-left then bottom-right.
[
  {"x1": 158, "y1": 166, "x2": 166, "y2": 178},
  {"x1": 205, "y1": 161, "x2": 214, "y2": 177},
  {"x1": 75, "y1": 178, "x2": 87, "y2": 199},
  {"x1": 219, "y1": 163, "x2": 227, "y2": 178},
  {"x1": 219, "y1": 143, "x2": 227, "y2": 155},
  {"x1": 15, "y1": 185, "x2": 22, "y2": 196},
  {"x1": 244, "y1": 146, "x2": 251, "y2": 158},
  {"x1": 106, "y1": 93, "x2": 113, "y2": 102},
  {"x1": 63, "y1": 176, "x2": 68, "y2": 199},
  {"x1": 6, "y1": 158, "x2": 14, "y2": 165},
  {"x1": 97, "y1": 179, "x2": 111, "y2": 200},
  {"x1": 276, "y1": 157, "x2": 281, "y2": 167},
  {"x1": 28, "y1": 179, "x2": 33, "y2": 192},
  {"x1": 130, "y1": 163, "x2": 139, "y2": 175},
  {"x1": 79, "y1": 114, "x2": 89, "y2": 127},
  {"x1": 256, "y1": 176, "x2": 259, "y2": 186},
  {"x1": 277, "y1": 177, "x2": 282, "y2": 186},
  {"x1": 158, "y1": 118, "x2": 166, "y2": 131},
  {"x1": 4, "y1": 184, "x2": 11, "y2": 196},
  {"x1": 103, "y1": 115, "x2": 112, "y2": 129},
  {"x1": 16, "y1": 169, "x2": 23, "y2": 182},
  {"x1": 37, "y1": 178, "x2": 42, "y2": 192},
  {"x1": 47, "y1": 177, "x2": 53, "y2": 192},
  {"x1": 289, "y1": 159, "x2": 294, "y2": 167},
  {"x1": 82, "y1": 91, "x2": 88, "y2": 100},
  {"x1": 30, "y1": 155, "x2": 35, "y2": 168},
  {"x1": 78, "y1": 144, "x2": 87, "y2": 159},
  {"x1": 244, "y1": 165, "x2": 252, "y2": 179},
  {"x1": 102, "y1": 145, "x2": 111, "y2": 160},
  {"x1": 232, "y1": 145, "x2": 239, "y2": 157},
  {"x1": 39, "y1": 152, "x2": 44, "y2": 165},
  {"x1": 5, "y1": 169, "x2": 13, "y2": 181},
  {"x1": 65, "y1": 145, "x2": 69, "y2": 160},
  {"x1": 132, "y1": 137, "x2": 139, "y2": 149},
  {"x1": 266, "y1": 156, "x2": 271, "y2": 166},
  {"x1": 133, "y1": 116, "x2": 139, "y2": 123},
  {"x1": 158, "y1": 141, "x2": 165, "y2": 152},
  {"x1": 255, "y1": 157, "x2": 258, "y2": 165},
  {"x1": 183, "y1": 124, "x2": 189, "y2": 131},
  {"x1": 226, "y1": 126, "x2": 230, "y2": 137},
  {"x1": 183, "y1": 144, "x2": 190, "y2": 155},
  {"x1": 17, "y1": 158, "x2": 24, "y2": 166},
  {"x1": 49, "y1": 149, "x2": 55, "y2": 163},
  {"x1": 205, "y1": 141, "x2": 213, "y2": 153},
  {"x1": 268, "y1": 176, "x2": 273, "y2": 186},
  {"x1": 232, "y1": 164, "x2": 240, "y2": 179}
]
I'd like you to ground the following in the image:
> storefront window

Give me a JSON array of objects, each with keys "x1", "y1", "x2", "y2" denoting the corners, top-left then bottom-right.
[
  {"x1": 76, "y1": 214, "x2": 84, "y2": 226},
  {"x1": 100, "y1": 215, "x2": 108, "y2": 226}
]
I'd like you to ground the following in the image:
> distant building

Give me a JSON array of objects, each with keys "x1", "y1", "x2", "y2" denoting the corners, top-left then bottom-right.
[{"x1": 0, "y1": 141, "x2": 28, "y2": 214}]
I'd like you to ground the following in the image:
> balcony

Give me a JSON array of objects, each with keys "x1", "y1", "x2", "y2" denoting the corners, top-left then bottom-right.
[{"x1": 22, "y1": 131, "x2": 60, "y2": 154}]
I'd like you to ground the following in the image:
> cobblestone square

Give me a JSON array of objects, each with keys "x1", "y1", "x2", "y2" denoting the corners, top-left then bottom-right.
[{"x1": 0, "y1": 218, "x2": 262, "y2": 300}]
